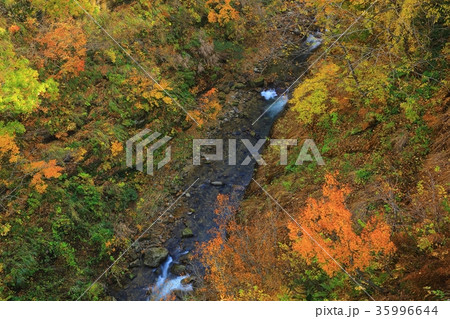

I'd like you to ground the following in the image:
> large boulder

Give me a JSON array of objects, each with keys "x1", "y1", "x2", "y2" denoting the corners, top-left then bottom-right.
[{"x1": 143, "y1": 247, "x2": 169, "y2": 268}]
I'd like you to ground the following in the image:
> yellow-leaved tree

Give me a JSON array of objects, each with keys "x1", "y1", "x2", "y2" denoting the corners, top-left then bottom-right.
[{"x1": 290, "y1": 62, "x2": 340, "y2": 125}]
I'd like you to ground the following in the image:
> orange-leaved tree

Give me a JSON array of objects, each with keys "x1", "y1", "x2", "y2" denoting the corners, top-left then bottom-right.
[
  {"x1": 288, "y1": 173, "x2": 396, "y2": 276},
  {"x1": 25, "y1": 159, "x2": 64, "y2": 194},
  {"x1": 206, "y1": 0, "x2": 240, "y2": 26},
  {"x1": 36, "y1": 20, "x2": 87, "y2": 79},
  {"x1": 189, "y1": 88, "x2": 222, "y2": 126},
  {"x1": 198, "y1": 194, "x2": 286, "y2": 300}
]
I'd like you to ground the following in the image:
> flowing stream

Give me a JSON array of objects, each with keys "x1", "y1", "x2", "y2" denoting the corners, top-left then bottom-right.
[
  {"x1": 145, "y1": 92, "x2": 289, "y2": 301},
  {"x1": 147, "y1": 254, "x2": 193, "y2": 301},
  {"x1": 113, "y1": 34, "x2": 320, "y2": 300},
  {"x1": 113, "y1": 92, "x2": 289, "y2": 301}
]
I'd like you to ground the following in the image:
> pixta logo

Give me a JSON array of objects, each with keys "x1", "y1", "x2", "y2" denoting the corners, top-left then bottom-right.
[
  {"x1": 193, "y1": 139, "x2": 325, "y2": 166},
  {"x1": 126, "y1": 129, "x2": 172, "y2": 175},
  {"x1": 126, "y1": 131, "x2": 325, "y2": 176}
]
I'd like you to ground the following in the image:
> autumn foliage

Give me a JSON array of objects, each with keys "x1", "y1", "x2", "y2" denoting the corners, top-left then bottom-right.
[
  {"x1": 125, "y1": 71, "x2": 174, "y2": 112},
  {"x1": 291, "y1": 62, "x2": 341, "y2": 125},
  {"x1": 200, "y1": 175, "x2": 397, "y2": 300},
  {"x1": 288, "y1": 173, "x2": 396, "y2": 276},
  {"x1": 0, "y1": 134, "x2": 19, "y2": 166},
  {"x1": 189, "y1": 88, "x2": 222, "y2": 126},
  {"x1": 25, "y1": 160, "x2": 63, "y2": 194},
  {"x1": 36, "y1": 21, "x2": 87, "y2": 78},
  {"x1": 0, "y1": 0, "x2": 447, "y2": 302},
  {"x1": 198, "y1": 194, "x2": 285, "y2": 300},
  {"x1": 206, "y1": 0, "x2": 240, "y2": 26}
]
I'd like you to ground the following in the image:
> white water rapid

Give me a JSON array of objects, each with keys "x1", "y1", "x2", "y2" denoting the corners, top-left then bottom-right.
[
  {"x1": 261, "y1": 90, "x2": 289, "y2": 118},
  {"x1": 147, "y1": 255, "x2": 193, "y2": 301}
]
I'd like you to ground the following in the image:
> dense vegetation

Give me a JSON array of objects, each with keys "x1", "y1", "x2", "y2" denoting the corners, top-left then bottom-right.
[
  {"x1": 0, "y1": 0, "x2": 278, "y2": 300},
  {"x1": 0, "y1": 0, "x2": 448, "y2": 301},
  {"x1": 198, "y1": 0, "x2": 449, "y2": 301}
]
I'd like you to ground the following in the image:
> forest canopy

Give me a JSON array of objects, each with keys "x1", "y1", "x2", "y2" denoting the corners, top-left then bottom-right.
[{"x1": 0, "y1": 0, "x2": 448, "y2": 301}]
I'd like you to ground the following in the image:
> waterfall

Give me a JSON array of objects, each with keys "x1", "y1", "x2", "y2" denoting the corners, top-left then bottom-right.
[
  {"x1": 148, "y1": 255, "x2": 193, "y2": 301},
  {"x1": 261, "y1": 89, "x2": 278, "y2": 100},
  {"x1": 306, "y1": 33, "x2": 323, "y2": 51},
  {"x1": 261, "y1": 90, "x2": 289, "y2": 118}
]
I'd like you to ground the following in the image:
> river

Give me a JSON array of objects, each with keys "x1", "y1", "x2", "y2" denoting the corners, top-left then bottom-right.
[{"x1": 112, "y1": 33, "x2": 321, "y2": 301}]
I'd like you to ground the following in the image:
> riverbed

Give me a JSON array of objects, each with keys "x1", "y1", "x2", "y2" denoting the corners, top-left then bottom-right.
[{"x1": 112, "y1": 34, "x2": 318, "y2": 301}]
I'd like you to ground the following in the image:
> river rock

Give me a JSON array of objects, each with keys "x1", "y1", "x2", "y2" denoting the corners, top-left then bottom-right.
[
  {"x1": 179, "y1": 253, "x2": 192, "y2": 264},
  {"x1": 143, "y1": 247, "x2": 169, "y2": 268},
  {"x1": 129, "y1": 259, "x2": 141, "y2": 268},
  {"x1": 250, "y1": 76, "x2": 265, "y2": 87},
  {"x1": 182, "y1": 227, "x2": 194, "y2": 238},
  {"x1": 170, "y1": 264, "x2": 186, "y2": 276},
  {"x1": 129, "y1": 247, "x2": 140, "y2": 260}
]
